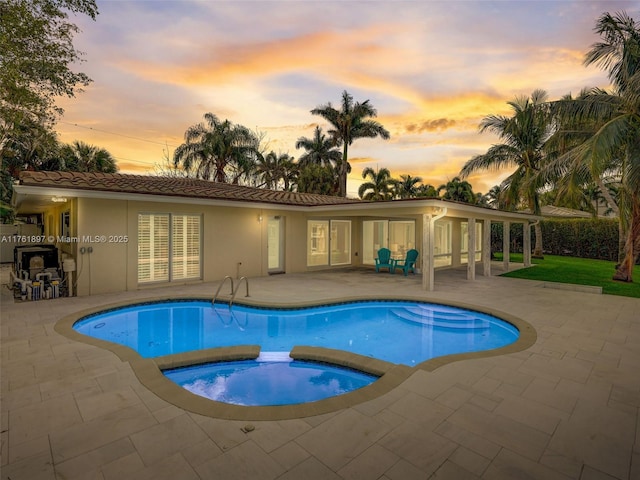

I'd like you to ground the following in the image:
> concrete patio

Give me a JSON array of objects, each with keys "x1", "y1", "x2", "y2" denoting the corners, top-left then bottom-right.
[{"x1": 1, "y1": 265, "x2": 639, "y2": 479}]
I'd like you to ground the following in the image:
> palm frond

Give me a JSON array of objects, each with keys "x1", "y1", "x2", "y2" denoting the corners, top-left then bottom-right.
[
  {"x1": 585, "y1": 11, "x2": 640, "y2": 91},
  {"x1": 460, "y1": 144, "x2": 520, "y2": 178},
  {"x1": 588, "y1": 114, "x2": 633, "y2": 162},
  {"x1": 478, "y1": 115, "x2": 509, "y2": 135}
]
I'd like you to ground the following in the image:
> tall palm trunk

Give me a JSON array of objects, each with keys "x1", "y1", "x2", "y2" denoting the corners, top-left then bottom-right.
[
  {"x1": 339, "y1": 143, "x2": 349, "y2": 197},
  {"x1": 533, "y1": 222, "x2": 544, "y2": 258},
  {"x1": 528, "y1": 195, "x2": 544, "y2": 258},
  {"x1": 613, "y1": 192, "x2": 640, "y2": 282},
  {"x1": 215, "y1": 160, "x2": 226, "y2": 183}
]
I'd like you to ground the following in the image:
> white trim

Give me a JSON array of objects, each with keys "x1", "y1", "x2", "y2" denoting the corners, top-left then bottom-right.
[
  {"x1": 482, "y1": 219, "x2": 492, "y2": 277},
  {"x1": 423, "y1": 207, "x2": 447, "y2": 291},
  {"x1": 503, "y1": 221, "x2": 510, "y2": 271},
  {"x1": 467, "y1": 217, "x2": 476, "y2": 281}
]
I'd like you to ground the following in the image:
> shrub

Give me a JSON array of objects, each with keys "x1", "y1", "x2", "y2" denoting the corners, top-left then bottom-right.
[
  {"x1": 491, "y1": 218, "x2": 619, "y2": 261},
  {"x1": 540, "y1": 219, "x2": 618, "y2": 261}
]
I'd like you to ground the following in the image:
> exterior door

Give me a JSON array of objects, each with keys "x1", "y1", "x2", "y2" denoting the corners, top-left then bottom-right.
[{"x1": 267, "y1": 216, "x2": 285, "y2": 274}]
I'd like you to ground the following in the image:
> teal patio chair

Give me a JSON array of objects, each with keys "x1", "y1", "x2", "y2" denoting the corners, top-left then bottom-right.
[
  {"x1": 393, "y1": 249, "x2": 419, "y2": 276},
  {"x1": 374, "y1": 248, "x2": 394, "y2": 273}
]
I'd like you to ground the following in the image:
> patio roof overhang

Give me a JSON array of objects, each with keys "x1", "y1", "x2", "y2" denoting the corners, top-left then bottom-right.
[{"x1": 307, "y1": 198, "x2": 540, "y2": 223}]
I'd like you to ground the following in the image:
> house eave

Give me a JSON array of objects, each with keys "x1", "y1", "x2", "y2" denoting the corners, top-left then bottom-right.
[
  {"x1": 12, "y1": 184, "x2": 541, "y2": 223},
  {"x1": 11, "y1": 184, "x2": 315, "y2": 213}
]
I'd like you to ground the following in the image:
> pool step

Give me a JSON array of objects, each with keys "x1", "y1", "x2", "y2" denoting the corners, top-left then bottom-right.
[
  {"x1": 391, "y1": 308, "x2": 489, "y2": 330},
  {"x1": 257, "y1": 351, "x2": 292, "y2": 362},
  {"x1": 403, "y1": 305, "x2": 472, "y2": 320}
]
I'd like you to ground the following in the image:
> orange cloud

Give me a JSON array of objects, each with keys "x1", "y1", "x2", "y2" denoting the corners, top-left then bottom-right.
[
  {"x1": 119, "y1": 25, "x2": 398, "y2": 87},
  {"x1": 348, "y1": 156, "x2": 375, "y2": 165},
  {"x1": 404, "y1": 118, "x2": 456, "y2": 133}
]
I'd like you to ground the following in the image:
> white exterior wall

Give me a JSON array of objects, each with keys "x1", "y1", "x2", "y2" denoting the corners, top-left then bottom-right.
[
  {"x1": 26, "y1": 193, "x2": 537, "y2": 296},
  {"x1": 76, "y1": 198, "x2": 129, "y2": 296}
]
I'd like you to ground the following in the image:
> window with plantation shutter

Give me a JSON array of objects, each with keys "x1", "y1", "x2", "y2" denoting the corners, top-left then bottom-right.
[
  {"x1": 138, "y1": 213, "x2": 201, "y2": 284},
  {"x1": 172, "y1": 214, "x2": 201, "y2": 280}
]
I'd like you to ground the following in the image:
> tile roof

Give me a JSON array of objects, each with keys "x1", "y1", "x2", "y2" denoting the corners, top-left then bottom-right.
[
  {"x1": 540, "y1": 205, "x2": 593, "y2": 218},
  {"x1": 520, "y1": 205, "x2": 596, "y2": 218},
  {"x1": 19, "y1": 171, "x2": 362, "y2": 207}
]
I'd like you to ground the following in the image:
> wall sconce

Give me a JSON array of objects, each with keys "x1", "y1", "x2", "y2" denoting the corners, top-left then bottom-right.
[
  {"x1": 258, "y1": 214, "x2": 263, "y2": 222},
  {"x1": 51, "y1": 196, "x2": 68, "y2": 203}
]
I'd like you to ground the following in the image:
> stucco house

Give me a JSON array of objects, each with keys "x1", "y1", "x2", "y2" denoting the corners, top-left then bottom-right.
[{"x1": 10, "y1": 171, "x2": 539, "y2": 296}]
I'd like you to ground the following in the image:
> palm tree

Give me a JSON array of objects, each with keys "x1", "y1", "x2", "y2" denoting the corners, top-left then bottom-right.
[
  {"x1": 311, "y1": 90, "x2": 390, "y2": 197},
  {"x1": 416, "y1": 183, "x2": 439, "y2": 198},
  {"x1": 59, "y1": 140, "x2": 118, "y2": 173},
  {"x1": 1, "y1": 119, "x2": 60, "y2": 188},
  {"x1": 254, "y1": 151, "x2": 298, "y2": 191},
  {"x1": 358, "y1": 167, "x2": 394, "y2": 201},
  {"x1": 460, "y1": 90, "x2": 553, "y2": 257},
  {"x1": 484, "y1": 183, "x2": 509, "y2": 209},
  {"x1": 544, "y1": 11, "x2": 640, "y2": 281},
  {"x1": 394, "y1": 174, "x2": 422, "y2": 199},
  {"x1": 475, "y1": 191, "x2": 491, "y2": 207},
  {"x1": 545, "y1": 89, "x2": 622, "y2": 218},
  {"x1": 254, "y1": 151, "x2": 278, "y2": 189},
  {"x1": 279, "y1": 155, "x2": 298, "y2": 191},
  {"x1": 437, "y1": 177, "x2": 477, "y2": 204},
  {"x1": 297, "y1": 164, "x2": 338, "y2": 195},
  {"x1": 173, "y1": 113, "x2": 259, "y2": 183},
  {"x1": 1, "y1": 121, "x2": 112, "y2": 219},
  {"x1": 295, "y1": 125, "x2": 342, "y2": 169}
]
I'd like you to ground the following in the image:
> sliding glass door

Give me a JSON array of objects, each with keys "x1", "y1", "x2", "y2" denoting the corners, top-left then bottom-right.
[
  {"x1": 362, "y1": 220, "x2": 388, "y2": 264},
  {"x1": 362, "y1": 220, "x2": 415, "y2": 265}
]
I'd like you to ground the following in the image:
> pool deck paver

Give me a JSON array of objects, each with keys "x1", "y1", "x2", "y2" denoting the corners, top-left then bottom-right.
[{"x1": 1, "y1": 264, "x2": 639, "y2": 479}]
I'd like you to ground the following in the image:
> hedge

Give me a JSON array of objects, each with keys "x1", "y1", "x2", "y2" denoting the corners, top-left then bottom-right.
[{"x1": 491, "y1": 218, "x2": 619, "y2": 261}]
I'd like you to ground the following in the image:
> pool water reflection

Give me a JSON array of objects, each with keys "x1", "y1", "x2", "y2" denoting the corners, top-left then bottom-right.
[
  {"x1": 74, "y1": 300, "x2": 519, "y2": 367},
  {"x1": 164, "y1": 357, "x2": 378, "y2": 406}
]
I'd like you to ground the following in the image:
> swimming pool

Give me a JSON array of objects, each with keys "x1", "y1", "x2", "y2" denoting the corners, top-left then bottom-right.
[
  {"x1": 73, "y1": 300, "x2": 519, "y2": 366},
  {"x1": 63, "y1": 298, "x2": 531, "y2": 416},
  {"x1": 164, "y1": 357, "x2": 378, "y2": 406}
]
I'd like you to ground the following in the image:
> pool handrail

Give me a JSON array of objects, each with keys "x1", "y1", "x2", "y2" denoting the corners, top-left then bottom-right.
[
  {"x1": 212, "y1": 276, "x2": 234, "y2": 305},
  {"x1": 229, "y1": 276, "x2": 249, "y2": 307}
]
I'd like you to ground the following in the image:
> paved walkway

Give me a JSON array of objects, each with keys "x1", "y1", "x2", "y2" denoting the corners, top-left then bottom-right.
[{"x1": 1, "y1": 265, "x2": 639, "y2": 479}]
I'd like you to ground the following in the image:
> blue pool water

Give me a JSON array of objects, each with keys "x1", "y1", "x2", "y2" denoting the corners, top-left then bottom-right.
[
  {"x1": 74, "y1": 300, "x2": 519, "y2": 366},
  {"x1": 164, "y1": 357, "x2": 378, "y2": 406}
]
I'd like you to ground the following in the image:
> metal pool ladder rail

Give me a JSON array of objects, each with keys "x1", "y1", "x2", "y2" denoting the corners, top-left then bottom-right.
[
  {"x1": 229, "y1": 276, "x2": 250, "y2": 307},
  {"x1": 212, "y1": 276, "x2": 234, "y2": 305}
]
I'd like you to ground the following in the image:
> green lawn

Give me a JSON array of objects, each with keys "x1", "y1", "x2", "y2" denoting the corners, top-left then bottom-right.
[{"x1": 496, "y1": 253, "x2": 640, "y2": 298}]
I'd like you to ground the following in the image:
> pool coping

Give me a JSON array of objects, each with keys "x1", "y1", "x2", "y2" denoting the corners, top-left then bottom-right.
[{"x1": 54, "y1": 295, "x2": 537, "y2": 421}]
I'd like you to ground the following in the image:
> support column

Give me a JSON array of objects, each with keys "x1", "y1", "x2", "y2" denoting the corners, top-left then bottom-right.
[
  {"x1": 503, "y1": 221, "x2": 510, "y2": 272},
  {"x1": 422, "y1": 213, "x2": 435, "y2": 291},
  {"x1": 523, "y1": 222, "x2": 532, "y2": 267},
  {"x1": 467, "y1": 217, "x2": 476, "y2": 281},
  {"x1": 483, "y1": 219, "x2": 491, "y2": 276}
]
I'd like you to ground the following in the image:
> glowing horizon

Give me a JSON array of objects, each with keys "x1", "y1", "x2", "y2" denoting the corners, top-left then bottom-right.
[{"x1": 55, "y1": 0, "x2": 637, "y2": 197}]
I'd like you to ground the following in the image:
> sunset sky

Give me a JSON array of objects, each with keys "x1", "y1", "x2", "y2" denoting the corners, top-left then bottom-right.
[{"x1": 57, "y1": 0, "x2": 638, "y2": 197}]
